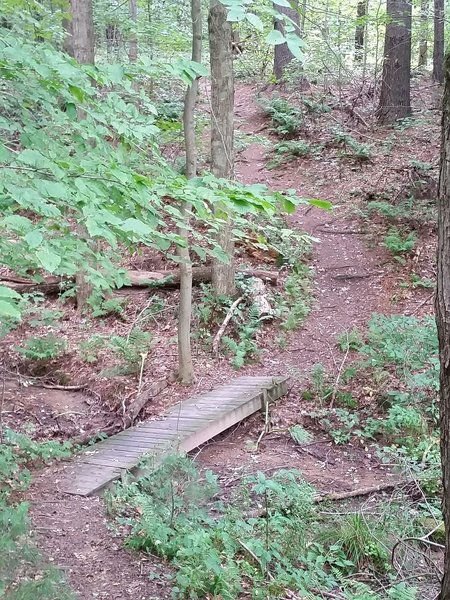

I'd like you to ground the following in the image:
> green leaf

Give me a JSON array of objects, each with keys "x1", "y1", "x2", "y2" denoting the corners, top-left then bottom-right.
[
  {"x1": 246, "y1": 13, "x2": 264, "y2": 31},
  {"x1": 121, "y1": 218, "x2": 153, "y2": 236},
  {"x1": 273, "y1": 0, "x2": 292, "y2": 6},
  {"x1": 0, "y1": 286, "x2": 21, "y2": 299},
  {"x1": 286, "y1": 36, "x2": 303, "y2": 60},
  {"x1": 307, "y1": 198, "x2": 333, "y2": 210},
  {"x1": 227, "y1": 6, "x2": 246, "y2": 21},
  {"x1": 0, "y1": 143, "x2": 11, "y2": 162},
  {"x1": 266, "y1": 30, "x2": 286, "y2": 45},
  {"x1": 0, "y1": 299, "x2": 21, "y2": 319},
  {"x1": 25, "y1": 230, "x2": 44, "y2": 248},
  {"x1": 36, "y1": 248, "x2": 61, "y2": 273}
]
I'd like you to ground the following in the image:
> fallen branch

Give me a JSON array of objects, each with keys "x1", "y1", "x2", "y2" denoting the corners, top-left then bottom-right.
[
  {"x1": 212, "y1": 296, "x2": 244, "y2": 356},
  {"x1": 1, "y1": 267, "x2": 279, "y2": 295},
  {"x1": 314, "y1": 480, "x2": 409, "y2": 503}
]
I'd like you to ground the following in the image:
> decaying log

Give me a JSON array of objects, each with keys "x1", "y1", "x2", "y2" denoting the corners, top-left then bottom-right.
[
  {"x1": 1, "y1": 268, "x2": 278, "y2": 295},
  {"x1": 247, "y1": 277, "x2": 274, "y2": 318}
]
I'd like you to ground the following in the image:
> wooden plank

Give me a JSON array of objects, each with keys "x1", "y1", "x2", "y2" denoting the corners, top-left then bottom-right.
[{"x1": 62, "y1": 376, "x2": 288, "y2": 496}]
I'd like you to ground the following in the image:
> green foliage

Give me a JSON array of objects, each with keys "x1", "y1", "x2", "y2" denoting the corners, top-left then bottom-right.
[
  {"x1": 330, "y1": 129, "x2": 373, "y2": 162},
  {"x1": 78, "y1": 335, "x2": 107, "y2": 364},
  {"x1": 383, "y1": 227, "x2": 416, "y2": 256},
  {"x1": 109, "y1": 455, "x2": 325, "y2": 600},
  {"x1": 90, "y1": 296, "x2": 127, "y2": 318},
  {"x1": 15, "y1": 334, "x2": 67, "y2": 361},
  {"x1": 259, "y1": 96, "x2": 304, "y2": 137},
  {"x1": 103, "y1": 328, "x2": 153, "y2": 375},
  {"x1": 222, "y1": 304, "x2": 266, "y2": 368},
  {"x1": 276, "y1": 263, "x2": 311, "y2": 331},
  {"x1": 0, "y1": 428, "x2": 73, "y2": 599},
  {"x1": 318, "y1": 513, "x2": 389, "y2": 574},
  {"x1": 267, "y1": 140, "x2": 322, "y2": 169}
]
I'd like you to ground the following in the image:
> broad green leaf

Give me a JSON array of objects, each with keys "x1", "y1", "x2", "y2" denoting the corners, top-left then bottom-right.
[
  {"x1": 25, "y1": 230, "x2": 44, "y2": 248},
  {"x1": 266, "y1": 30, "x2": 286, "y2": 45},
  {"x1": 307, "y1": 198, "x2": 333, "y2": 210},
  {"x1": 0, "y1": 143, "x2": 11, "y2": 162},
  {"x1": 286, "y1": 37, "x2": 303, "y2": 60},
  {"x1": 246, "y1": 13, "x2": 264, "y2": 31},
  {"x1": 0, "y1": 299, "x2": 21, "y2": 319},
  {"x1": 2, "y1": 214, "x2": 33, "y2": 232},
  {"x1": 121, "y1": 218, "x2": 153, "y2": 236},
  {"x1": 0, "y1": 286, "x2": 21, "y2": 299},
  {"x1": 273, "y1": 0, "x2": 292, "y2": 6},
  {"x1": 36, "y1": 248, "x2": 61, "y2": 273}
]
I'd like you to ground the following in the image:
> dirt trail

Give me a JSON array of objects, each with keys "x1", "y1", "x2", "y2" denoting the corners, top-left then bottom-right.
[{"x1": 28, "y1": 86, "x2": 400, "y2": 599}]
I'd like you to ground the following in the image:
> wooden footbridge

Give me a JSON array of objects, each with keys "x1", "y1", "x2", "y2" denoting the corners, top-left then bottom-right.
[{"x1": 63, "y1": 376, "x2": 288, "y2": 496}]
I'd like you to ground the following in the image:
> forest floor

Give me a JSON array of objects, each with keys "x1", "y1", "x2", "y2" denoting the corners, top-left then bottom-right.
[{"x1": 3, "y1": 76, "x2": 442, "y2": 598}]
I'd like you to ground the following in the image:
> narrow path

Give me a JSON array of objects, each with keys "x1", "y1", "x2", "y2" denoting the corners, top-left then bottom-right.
[{"x1": 28, "y1": 86, "x2": 396, "y2": 599}]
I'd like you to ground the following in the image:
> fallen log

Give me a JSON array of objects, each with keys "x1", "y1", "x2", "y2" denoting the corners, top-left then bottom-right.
[{"x1": 1, "y1": 267, "x2": 278, "y2": 295}]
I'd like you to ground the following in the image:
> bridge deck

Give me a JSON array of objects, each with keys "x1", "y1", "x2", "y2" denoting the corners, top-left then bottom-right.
[{"x1": 62, "y1": 376, "x2": 288, "y2": 496}]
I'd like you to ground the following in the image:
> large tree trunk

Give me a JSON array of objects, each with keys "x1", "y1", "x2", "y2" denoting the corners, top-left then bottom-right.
[
  {"x1": 355, "y1": 0, "x2": 368, "y2": 64},
  {"x1": 177, "y1": 0, "x2": 202, "y2": 385},
  {"x1": 376, "y1": 0, "x2": 412, "y2": 124},
  {"x1": 433, "y1": 0, "x2": 445, "y2": 83},
  {"x1": 418, "y1": 0, "x2": 429, "y2": 67},
  {"x1": 273, "y1": 1, "x2": 300, "y2": 81},
  {"x1": 436, "y1": 51, "x2": 450, "y2": 600},
  {"x1": 128, "y1": 0, "x2": 138, "y2": 63},
  {"x1": 64, "y1": 0, "x2": 95, "y2": 63},
  {"x1": 208, "y1": 0, "x2": 236, "y2": 297},
  {"x1": 64, "y1": 0, "x2": 95, "y2": 311}
]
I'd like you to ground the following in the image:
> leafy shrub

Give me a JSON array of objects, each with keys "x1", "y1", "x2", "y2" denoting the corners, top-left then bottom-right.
[
  {"x1": 267, "y1": 140, "x2": 321, "y2": 169},
  {"x1": 383, "y1": 227, "x2": 416, "y2": 256},
  {"x1": 103, "y1": 327, "x2": 153, "y2": 376},
  {"x1": 15, "y1": 335, "x2": 67, "y2": 361},
  {"x1": 330, "y1": 128, "x2": 373, "y2": 161},
  {"x1": 109, "y1": 456, "x2": 321, "y2": 599},
  {"x1": 259, "y1": 96, "x2": 304, "y2": 137}
]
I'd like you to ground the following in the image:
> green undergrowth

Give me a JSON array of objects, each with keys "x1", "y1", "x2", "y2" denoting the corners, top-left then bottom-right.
[
  {"x1": 195, "y1": 217, "x2": 313, "y2": 368},
  {"x1": 0, "y1": 428, "x2": 73, "y2": 599},
  {"x1": 303, "y1": 314, "x2": 440, "y2": 494},
  {"x1": 108, "y1": 454, "x2": 423, "y2": 600}
]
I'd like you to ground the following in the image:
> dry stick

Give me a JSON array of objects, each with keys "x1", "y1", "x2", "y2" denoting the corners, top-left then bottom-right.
[
  {"x1": 314, "y1": 480, "x2": 409, "y2": 503},
  {"x1": 329, "y1": 331, "x2": 350, "y2": 408},
  {"x1": 391, "y1": 538, "x2": 444, "y2": 579},
  {"x1": 212, "y1": 296, "x2": 244, "y2": 356}
]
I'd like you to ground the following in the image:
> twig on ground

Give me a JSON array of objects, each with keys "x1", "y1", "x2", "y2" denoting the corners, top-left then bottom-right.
[
  {"x1": 212, "y1": 296, "x2": 244, "y2": 356},
  {"x1": 315, "y1": 480, "x2": 409, "y2": 503},
  {"x1": 330, "y1": 331, "x2": 350, "y2": 408}
]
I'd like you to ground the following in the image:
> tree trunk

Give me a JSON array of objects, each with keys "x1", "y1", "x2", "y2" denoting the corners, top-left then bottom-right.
[
  {"x1": 418, "y1": 0, "x2": 429, "y2": 67},
  {"x1": 128, "y1": 0, "x2": 138, "y2": 63},
  {"x1": 63, "y1": 0, "x2": 95, "y2": 63},
  {"x1": 63, "y1": 0, "x2": 95, "y2": 311},
  {"x1": 273, "y1": 1, "x2": 300, "y2": 81},
  {"x1": 208, "y1": 0, "x2": 236, "y2": 297},
  {"x1": 177, "y1": 0, "x2": 202, "y2": 385},
  {"x1": 376, "y1": 0, "x2": 412, "y2": 124},
  {"x1": 433, "y1": 0, "x2": 444, "y2": 83},
  {"x1": 436, "y1": 51, "x2": 450, "y2": 600},
  {"x1": 355, "y1": 0, "x2": 368, "y2": 63}
]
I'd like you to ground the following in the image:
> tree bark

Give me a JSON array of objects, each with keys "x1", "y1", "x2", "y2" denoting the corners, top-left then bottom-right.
[
  {"x1": 436, "y1": 51, "x2": 450, "y2": 600},
  {"x1": 418, "y1": 0, "x2": 429, "y2": 67},
  {"x1": 128, "y1": 0, "x2": 138, "y2": 63},
  {"x1": 433, "y1": 0, "x2": 445, "y2": 83},
  {"x1": 273, "y1": 1, "x2": 300, "y2": 81},
  {"x1": 376, "y1": 0, "x2": 412, "y2": 124},
  {"x1": 177, "y1": 0, "x2": 202, "y2": 385},
  {"x1": 355, "y1": 0, "x2": 368, "y2": 64},
  {"x1": 63, "y1": 0, "x2": 95, "y2": 63},
  {"x1": 63, "y1": 0, "x2": 95, "y2": 311},
  {"x1": 208, "y1": 0, "x2": 236, "y2": 297}
]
